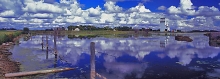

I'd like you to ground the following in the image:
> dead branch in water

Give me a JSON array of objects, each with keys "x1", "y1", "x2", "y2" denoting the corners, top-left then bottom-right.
[{"x1": 4, "y1": 68, "x2": 74, "y2": 78}]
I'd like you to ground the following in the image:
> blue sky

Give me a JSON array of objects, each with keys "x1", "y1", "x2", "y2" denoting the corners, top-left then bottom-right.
[{"x1": 0, "y1": 0, "x2": 220, "y2": 30}]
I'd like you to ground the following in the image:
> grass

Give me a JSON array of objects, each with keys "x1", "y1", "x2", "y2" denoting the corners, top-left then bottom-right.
[
  {"x1": 66, "y1": 30, "x2": 133, "y2": 36},
  {"x1": 0, "y1": 31, "x2": 22, "y2": 44},
  {"x1": 30, "y1": 30, "x2": 151, "y2": 38}
]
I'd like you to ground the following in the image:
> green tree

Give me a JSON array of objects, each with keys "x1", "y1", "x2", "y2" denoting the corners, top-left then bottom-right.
[{"x1": 23, "y1": 27, "x2": 29, "y2": 34}]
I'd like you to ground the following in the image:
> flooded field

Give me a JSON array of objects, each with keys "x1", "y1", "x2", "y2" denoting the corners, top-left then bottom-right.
[{"x1": 7, "y1": 33, "x2": 220, "y2": 79}]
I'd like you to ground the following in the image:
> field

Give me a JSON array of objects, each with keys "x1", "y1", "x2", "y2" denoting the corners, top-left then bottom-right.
[
  {"x1": 0, "y1": 31, "x2": 21, "y2": 44},
  {"x1": 30, "y1": 30, "x2": 151, "y2": 38}
]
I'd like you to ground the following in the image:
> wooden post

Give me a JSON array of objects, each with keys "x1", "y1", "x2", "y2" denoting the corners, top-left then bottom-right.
[
  {"x1": 90, "y1": 42, "x2": 107, "y2": 79},
  {"x1": 46, "y1": 34, "x2": 48, "y2": 59},
  {"x1": 90, "y1": 42, "x2": 95, "y2": 79},
  {"x1": 54, "y1": 29, "x2": 57, "y2": 55},
  {"x1": 30, "y1": 33, "x2": 32, "y2": 41},
  {"x1": 41, "y1": 36, "x2": 44, "y2": 50},
  {"x1": 54, "y1": 29, "x2": 58, "y2": 68}
]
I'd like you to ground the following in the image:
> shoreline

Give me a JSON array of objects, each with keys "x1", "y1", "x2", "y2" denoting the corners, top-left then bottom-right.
[{"x1": 0, "y1": 34, "x2": 23, "y2": 78}]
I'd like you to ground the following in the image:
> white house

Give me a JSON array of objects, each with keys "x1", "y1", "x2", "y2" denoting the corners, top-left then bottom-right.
[{"x1": 74, "y1": 28, "x2": 80, "y2": 31}]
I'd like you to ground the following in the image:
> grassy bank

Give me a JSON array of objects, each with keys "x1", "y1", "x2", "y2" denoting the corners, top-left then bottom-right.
[
  {"x1": 66, "y1": 30, "x2": 134, "y2": 36},
  {"x1": 0, "y1": 31, "x2": 22, "y2": 44},
  {"x1": 30, "y1": 30, "x2": 134, "y2": 35},
  {"x1": 30, "y1": 30, "x2": 150, "y2": 38}
]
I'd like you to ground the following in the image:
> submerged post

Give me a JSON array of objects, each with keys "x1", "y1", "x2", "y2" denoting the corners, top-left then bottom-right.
[
  {"x1": 54, "y1": 29, "x2": 58, "y2": 68},
  {"x1": 41, "y1": 36, "x2": 44, "y2": 50},
  {"x1": 90, "y1": 42, "x2": 95, "y2": 79},
  {"x1": 46, "y1": 34, "x2": 48, "y2": 59}
]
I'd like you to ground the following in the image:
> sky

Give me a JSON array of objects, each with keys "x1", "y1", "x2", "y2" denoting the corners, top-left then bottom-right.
[{"x1": 0, "y1": 0, "x2": 220, "y2": 30}]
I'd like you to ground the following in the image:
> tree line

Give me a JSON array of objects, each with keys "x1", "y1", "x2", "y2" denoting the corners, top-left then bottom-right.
[
  {"x1": 67, "y1": 25, "x2": 134, "y2": 31},
  {"x1": 0, "y1": 28, "x2": 17, "y2": 30}
]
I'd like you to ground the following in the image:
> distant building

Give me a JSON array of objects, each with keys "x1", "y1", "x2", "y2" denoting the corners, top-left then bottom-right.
[
  {"x1": 74, "y1": 28, "x2": 80, "y2": 31},
  {"x1": 160, "y1": 18, "x2": 170, "y2": 32},
  {"x1": 65, "y1": 28, "x2": 68, "y2": 31}
]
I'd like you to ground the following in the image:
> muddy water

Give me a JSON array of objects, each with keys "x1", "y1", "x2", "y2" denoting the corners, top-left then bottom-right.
[{"x1": 8, "y1": 33, "x2": 220, "y2": 79}]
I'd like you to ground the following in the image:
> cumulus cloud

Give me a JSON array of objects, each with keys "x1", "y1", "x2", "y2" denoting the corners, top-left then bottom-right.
[
  {"x1": 168, "y1": 6, "x2": 181, "y2": 14},
  {"x1": 158, "y1": 6, "x2": 166, "y2": 11},
  {"x1": 0, "y1": 0, "x2": 219, "y2": 30},
  {"x1": 100, "y1": 13, "x2": 116, "y2": 23},
  {"x1": 11, "y1": 18, "x2": 28, "y2": 23},
  {"x1": 196, "y1": 6, "x2": 220, "y2": 16},
  {"x1": 88, "y1": 6, "x2": 102, "y2": 17},
  {"x1": 0, "y1": 17, "x2": 8, "y2": 22},
  {"x1": 168, "y1": 0, "x2": 220, "y2": 16},
  {"x1": 41, "y1": 0, "x2": 57, "y2": 4},
  {"x1": 128, "y1": 3, "x2": 151, "y2": 13},
  {"x1": 0, "y1": 10, "x2": 15, "y2": 18},
  {"x1": 29, "y1": 18, "x2": 44, "y2": 23},
  {"x1": 104, "y1": 1, "x2": 123, "y2": 13},
  {"x1": 22, "y1": 1, "x2": 63, "y2": 13},
  {"x1": 180, "y1": 0, "x2": 196, "y2": 15},
  {"x1": 168, "y1": 0, "x2": 196, "y2": 15},
  {"x1": 30, "y1": 13, "x2": 54, "y2": 19}
]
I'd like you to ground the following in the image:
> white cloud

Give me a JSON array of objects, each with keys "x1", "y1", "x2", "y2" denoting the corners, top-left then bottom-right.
[
  {"x1": 196, "y1": 6, "x2": 220, "y2": 16},
  {"x1": 0, "y1": 0, "x2": 219, "y2": 30},
  {"x1": 158, "y1": 6, "x2": 166, "y2": 11},
  {"x1": 0, "y1": 17, "x2": 8, "y2": 22},
  {"x1": 22, "y1": 1, "x2": 63, "y2": 13},
  {"x1": 100, "y1": 13, "x2": 116, "y2": 23},
  {"x1": 88, "y1": 6, "x2": 101, "y2": 17},
  {"x1": 29, "y1": 18, "x2": 44, "y2": 23},
  {"x1": 128, "y1": 3, "x2": 151, "y2": 13},
  {"x1": 119, "y1": 18, "x2": 127, "y2": 24},
  {"x1": 0, "y1": 0, "x2": 22, "y2": 12},
  {"x1": 30, "y1": 13, "x2": 53, "y2": 19},
  {"x1": 53, "y1": 16, "x2": 65, "y2": 23},
  {"x1": 176, "y1": 20, "x2": 193, "y2": 27},
  {"x1": 104, "y1": 1, "x2": 123, "y2": 13},
  {"x1": 168, "y1": 6, "x2": 182, "y2": 14},
  {"x1": 180, "y1": 0, "x2": 196, "y2": 15},
  {"x1": 214, "y1": 16, "x2": 220, "y2": 20},
  {"x1": 68, "y1": 2, "x2": 83, "y2": 16},
  {"x1": 11, "y1": 18, "x2": 27, "y2": 23},
  {"x1": 0, "y1": 10, "x2": 15, "y2": 17},
  {"x1": 117, "y1": 13, "x2": 127, "y2": 18},
  {"x1": 168, "y1": 0, "x2": 220, "y2": 16},
  {"x1": 73, "y1": 16, "x2": 86, "y2": 23}
]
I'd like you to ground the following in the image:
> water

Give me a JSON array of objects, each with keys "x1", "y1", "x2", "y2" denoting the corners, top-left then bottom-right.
[{"x1": 9, "y1": 33, "x2": 220, "y2": 79}]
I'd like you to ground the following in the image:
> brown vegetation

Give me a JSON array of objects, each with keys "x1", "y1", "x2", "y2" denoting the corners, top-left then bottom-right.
[{"x1": 175, "y1": 36, "x2": 193, "y2": 42}]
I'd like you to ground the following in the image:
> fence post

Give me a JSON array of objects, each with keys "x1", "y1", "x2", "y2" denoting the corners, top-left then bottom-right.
[
  {"x1": 46, "y1": 34, "x2": 48, "y2": 59},
  {"x1": 90, "y1": 42, "x2": 95, "y2": 79},
  {"x1": 54, "y1": 29, "x2": 58, "y2": 68},
  {"x1": 41, "y1": 36, "x2": 44, "y2": 50}
]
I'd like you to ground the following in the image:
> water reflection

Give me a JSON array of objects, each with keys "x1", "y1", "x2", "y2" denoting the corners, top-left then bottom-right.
[{"x1": 10, "y1": 33, "x2": 220, "y2": 79}]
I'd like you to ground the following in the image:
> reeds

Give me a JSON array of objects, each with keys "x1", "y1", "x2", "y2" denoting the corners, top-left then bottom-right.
[{"x1": 0, "y1": 31, "x2": 21, "y2": 44}]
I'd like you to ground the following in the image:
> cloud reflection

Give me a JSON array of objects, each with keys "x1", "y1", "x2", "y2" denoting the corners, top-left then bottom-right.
[
  {"x1": 15, "y1": 34, "x2": 220, "y2": 66},
  {"x1": 10, "y1": 34, "x2": 220, "y2": 78}
]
